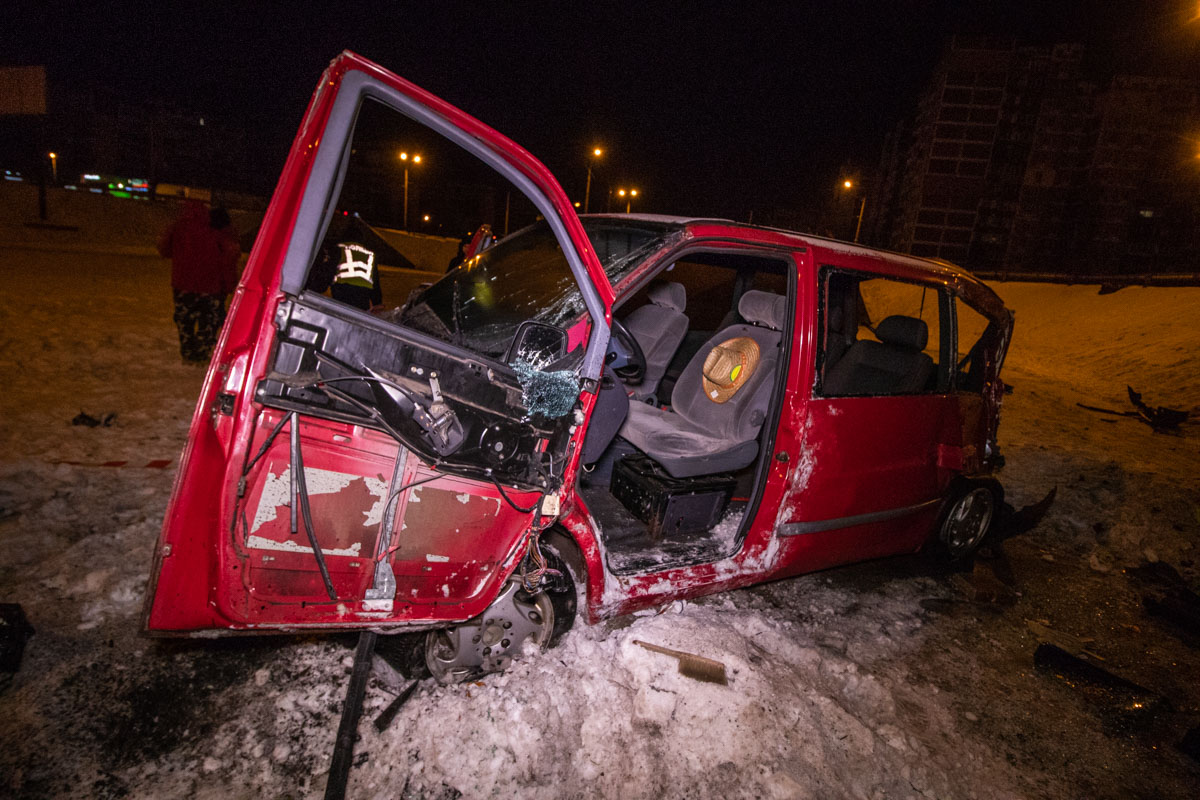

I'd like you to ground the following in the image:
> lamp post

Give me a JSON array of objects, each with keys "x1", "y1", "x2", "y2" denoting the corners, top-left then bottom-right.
[
  {"x1": 584, "y1": 147, "x2": 602, "y2": 213},
  {"x1": 399, "y1": 151, "x2": 423, "y2": 230},
  {"x1": 841, "y1": 179, "x2": 866, "y2": 243},
  {"x1": 48, "y1": 152, "x2": 58, "y2": 184},
  {"x1": 617, "y1": 187, "x2": 639, "y2": 213}
]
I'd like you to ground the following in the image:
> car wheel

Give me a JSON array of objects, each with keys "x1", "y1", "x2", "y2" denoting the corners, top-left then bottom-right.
[
  {"x1": 424, "y1": 539, "x2": 577, "y2": 683},
  {"x1": 936, "y1": 481, "x2": 999, "y2": 561}
]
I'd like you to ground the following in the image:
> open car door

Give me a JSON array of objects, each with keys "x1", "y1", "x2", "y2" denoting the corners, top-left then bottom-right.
[{"x1": 143, "y1": 52, "x2": 613, "y2": 634}]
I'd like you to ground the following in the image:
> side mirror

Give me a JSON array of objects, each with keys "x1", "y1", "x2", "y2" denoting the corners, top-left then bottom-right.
[{"x1": 507, "y1": 320, "x2": 569, "y2": 368}]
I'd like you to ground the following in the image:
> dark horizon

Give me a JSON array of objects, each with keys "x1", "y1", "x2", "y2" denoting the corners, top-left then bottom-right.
[{"x1": 5, "y1": 1, "x2": 1199, "y2": 221}]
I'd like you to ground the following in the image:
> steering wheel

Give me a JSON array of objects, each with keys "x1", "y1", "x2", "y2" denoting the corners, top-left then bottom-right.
[{"x1": 609, "y1": 317, "x2": 647, "y2": 386}]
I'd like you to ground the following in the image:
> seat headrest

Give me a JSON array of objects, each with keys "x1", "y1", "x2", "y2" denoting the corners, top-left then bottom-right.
[
  {"x1": 738, "y1": 291, "x2": 787, "y2": 331},
  {"x1": 647, "y1": 281, "x2": 686, "y2": 312},
  {"x1": 875, "y1": 315, "x2": 928, "y2": 351}
]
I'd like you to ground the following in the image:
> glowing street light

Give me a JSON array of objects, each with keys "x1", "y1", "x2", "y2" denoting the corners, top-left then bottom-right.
[
  {"x1": 48, "y1": 152, "x2": 58, "y2": 184},
  {"x1": 840, "y1": 179, "x2": 866, "y2": 243},
  {"x1": 584, "y1": 147, "x2": 603, "y2": 213},
  {"x1": 399, "y1": 151, "x2": 424, "y2": 229},
  {"x1": 617, "y1": 187, "x2": 639, "y2": 213}
]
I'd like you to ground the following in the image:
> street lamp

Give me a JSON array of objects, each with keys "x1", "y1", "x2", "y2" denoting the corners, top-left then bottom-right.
[
  {"x1": 841, "y1": 179, "x2": 866, "y2": 243},
  {"x1": 399, "y1": 151, "x2": 423, "y2": 230},
  {"x1": 584, "y1": 147, "x2": 602, "y2": 213},
  {"x1": 616, "y1": 188, "x2": 638, "y2": 213},
  {"x1": 48, "y1": 152, "x2": 58, "y2": 184}
]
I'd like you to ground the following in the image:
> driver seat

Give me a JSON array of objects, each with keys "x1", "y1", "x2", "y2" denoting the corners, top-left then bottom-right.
[
  {"x1": 618, "y1": 290, "x2": 786, "y2": 479},
  {"x1": 621, "y1": 281, "x2": 689, "y2": 402}
]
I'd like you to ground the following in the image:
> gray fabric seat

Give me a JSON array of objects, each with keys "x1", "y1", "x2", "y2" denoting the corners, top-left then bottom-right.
[
  {"x1": 621, "y1": 281, "x2": 689, "y2": 402},
  {"x1": 822, "y1": 315, "x2": 933, "y2": 396},
  {"x1": 619, "y1": 290, "x2": 786, "y2": 479}
]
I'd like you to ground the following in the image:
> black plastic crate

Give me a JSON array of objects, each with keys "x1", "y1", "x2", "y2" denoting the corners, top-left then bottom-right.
[{"x1": 611, "y1": 455, "x2": 735, "y2": 540}]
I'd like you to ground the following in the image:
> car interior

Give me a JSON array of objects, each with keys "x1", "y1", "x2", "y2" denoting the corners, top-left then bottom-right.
[
  {"x1": 817, "y1": 270, "x2": 951, "y2": 397},
  {"x1": 577, "y1": 251, "x2": 792, "y2": 574}
]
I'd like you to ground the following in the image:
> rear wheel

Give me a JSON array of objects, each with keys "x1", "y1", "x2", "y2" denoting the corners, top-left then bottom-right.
[
  {"x1": 936, "y1": 481, "x2": 1000, "y2": 561},
  {"x1": 424, "y1": 540, "x2": 577, "y2": 683}
]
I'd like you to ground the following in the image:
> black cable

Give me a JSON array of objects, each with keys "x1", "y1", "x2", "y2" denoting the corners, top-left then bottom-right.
[
  {"x1": 290, "y1": 411, "x2": 338, "y2": 601},
  {"x1": 243, "y1": 411, "x2": 291, "y2": 480},
  {"x1": 491, "y1": 477, "x2": 540, "y2": 514},
  {"x1": 374, "y1": 472, "x2": 450, "y2": 562}
]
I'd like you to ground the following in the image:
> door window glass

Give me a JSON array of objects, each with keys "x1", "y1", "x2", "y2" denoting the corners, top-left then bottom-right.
[
  {"x1": 817, "y1": 269, "x2": 950, "y2": 396},
  {"x1": 300, "y1": 98, "x2": 601, "y2": 360}
]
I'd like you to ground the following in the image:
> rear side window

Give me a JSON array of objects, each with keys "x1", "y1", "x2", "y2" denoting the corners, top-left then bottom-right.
[{"x1": 816, "y1": 268, "x2": 951, "y2": 397}]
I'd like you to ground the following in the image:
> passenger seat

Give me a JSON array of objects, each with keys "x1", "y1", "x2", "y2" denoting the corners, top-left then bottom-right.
[{"x1": 621, "y1": 281, "x2": 689, "y2": 402}]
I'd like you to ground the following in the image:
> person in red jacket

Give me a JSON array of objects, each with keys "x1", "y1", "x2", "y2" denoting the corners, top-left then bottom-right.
[{"x1": 158, "y1": 201, "x2": 240, "y2": 363}]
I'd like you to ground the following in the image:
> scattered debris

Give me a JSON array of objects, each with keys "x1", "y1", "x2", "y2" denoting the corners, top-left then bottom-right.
[
  {"x1": 951, "y1": 560, "x2": 1018, "y2": 606},
  {"x1": 0, "y1": 604, "x2": 35, "y2": 676},
  {"x1": 1033, "y1": 643, "x2": 1169, "y2": 731},
  {"x1": 1129, "y1": 561, "x2": 1200, "y2": 641},
  {"x1": 993, "y1": 487, "x2": 1057, "y2": 542},
  {"x1": 1127, "y1": 387, "x2": 1189, "y2": 432},
  {"x1": 634, "y1": 640, "x2": 728, "y2": 685},
  {"x1": 1075, "y1": 386, "x2": 1189, "y2": 435},
  {"x1": 70, "y1": 411, "x2": 117, "y2": 427},
  {"x1": 1025, "y1": 619, "x2": 1104, "y2": 661},
  {"x1": 373, "y1": 680, "x2": 420, "y2": 732}
]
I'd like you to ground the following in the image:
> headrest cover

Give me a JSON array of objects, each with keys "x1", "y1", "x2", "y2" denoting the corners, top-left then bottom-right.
[
  {"x1": 738, "y1": 290, "x2": 787, "y2": 331},
  {"x1": 875, "y1": 315, "x2": 929, "y2": 351},
  {"x1": 648, "y1": 281, "x2": 686, "y2": 312},
  {"x1": 701, "y1": 336, "x2": 760, "y2": 403}
]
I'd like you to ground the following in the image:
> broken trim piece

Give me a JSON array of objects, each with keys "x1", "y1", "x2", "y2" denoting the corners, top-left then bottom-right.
[{"x1": 779, "y1": 496, "x2": 941, "y2": 536}]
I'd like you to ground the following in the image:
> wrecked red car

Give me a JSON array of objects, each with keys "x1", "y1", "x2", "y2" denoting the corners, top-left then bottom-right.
[{"x1": 143, "y1": 52, "x2": 1014, "y2": 682}]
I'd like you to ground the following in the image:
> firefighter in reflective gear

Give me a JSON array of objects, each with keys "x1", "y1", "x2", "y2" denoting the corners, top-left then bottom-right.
[{"x1": 330, "y1": 241, "x2": 382, "y2": 311}]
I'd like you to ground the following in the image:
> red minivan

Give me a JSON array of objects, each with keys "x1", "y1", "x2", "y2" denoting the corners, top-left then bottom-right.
[{"x1": 142, "y1": 53, "x2": 1013, "y2": 682}]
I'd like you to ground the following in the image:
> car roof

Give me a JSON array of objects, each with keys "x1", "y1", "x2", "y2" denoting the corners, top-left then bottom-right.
[{"x1": 580, "y1": 214, "x2": 1011, "y2": 322}]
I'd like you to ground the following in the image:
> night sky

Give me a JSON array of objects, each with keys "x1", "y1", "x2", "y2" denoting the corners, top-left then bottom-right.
[{"x1": 8, "y1": 1, "x2": 1198, "y2": 220}]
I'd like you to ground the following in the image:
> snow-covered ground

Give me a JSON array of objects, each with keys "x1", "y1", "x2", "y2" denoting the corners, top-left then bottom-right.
[{"x1": 1, "y1": 249, "x2": 1198, "y2": 799}]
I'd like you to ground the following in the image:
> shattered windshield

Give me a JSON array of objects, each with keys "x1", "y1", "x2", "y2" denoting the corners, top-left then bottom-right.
[{"x1": 399, "y1": 220, "x2": 681, "y2": 358}]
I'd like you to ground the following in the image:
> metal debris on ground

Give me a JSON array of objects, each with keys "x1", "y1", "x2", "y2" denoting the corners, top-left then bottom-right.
[
  {"x1": 1075, "y1": 386, "x2": 1190, "y2": 434},
  {"x1": 634, "y1": 640, "x2": 728, "y2": 685},
  {"x1": 373, "y1": 680, "x2": 420, "y2": 732},
  {"x1": 1025, "y1": 619, "x2": 1105, "y2": 661}
]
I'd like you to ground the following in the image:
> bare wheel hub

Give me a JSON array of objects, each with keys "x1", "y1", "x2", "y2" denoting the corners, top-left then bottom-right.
[{"x1": 425, "y1": 580, "x2": 554, "y2": 683}]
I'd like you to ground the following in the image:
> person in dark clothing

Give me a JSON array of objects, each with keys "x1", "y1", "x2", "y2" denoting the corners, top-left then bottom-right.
[
  {"x1": 329, "y1": 240, "x2": 382, "y2": 311},
  {"x1": 446, "y1": 240, "x2": 466, "y2": 272},
  {"x1": 158, "y1": 201, "x2": 240, "y2": 363}
]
